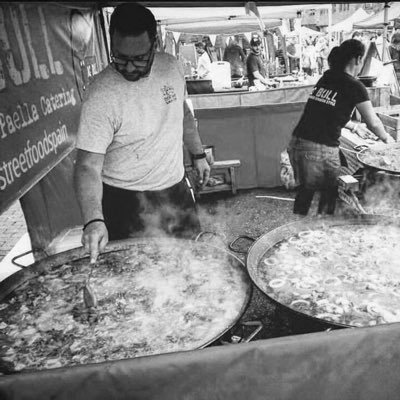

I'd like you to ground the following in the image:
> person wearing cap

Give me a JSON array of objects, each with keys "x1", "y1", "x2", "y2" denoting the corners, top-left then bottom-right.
[
  {"x1": 195, "y1": 42, "x2": 212, "y2": 79},
  {"x1": 74, "y1": 3, "x2": 210, "y2": 262},
  {"x1": 246, "y1": 37, "x2": 269, "y2": 88}
]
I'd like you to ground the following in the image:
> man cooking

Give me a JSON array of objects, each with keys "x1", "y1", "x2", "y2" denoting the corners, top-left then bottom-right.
[
  {"x1": 74, "y1": 3, "x2": 210, "y2": 263},
  {"x1": 246, "y1": 37, "x2": 270, "y2": 89}
]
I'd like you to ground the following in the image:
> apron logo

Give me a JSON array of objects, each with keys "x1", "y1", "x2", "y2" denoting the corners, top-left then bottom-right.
[{"x1": 161, "y1": 85, "x2": 177, "y2": 104}]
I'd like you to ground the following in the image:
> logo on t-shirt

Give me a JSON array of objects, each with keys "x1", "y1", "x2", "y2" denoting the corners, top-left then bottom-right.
[
  {"x1": 309, "y1": 86, "x2": 337, "y2": 106},
  {"x1": 161, "y1": 85, "x2": 177, "y2": 104}
]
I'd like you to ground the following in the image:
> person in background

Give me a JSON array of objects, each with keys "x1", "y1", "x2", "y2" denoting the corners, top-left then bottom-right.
[
  {"x1": 391, "y1": 27, "x2": 400, "y2": 45},
  {"x1": 246, "y1": 37, "x2": 269, "y2": 88},
  {"x1": 302, "y1": 38, "x2": 317, "y2": 76},
  {"x1": 352, "y1": 31, "x2": 362, "y2": 41},
  {"x1": 389, "y1": 33, "x2": 400, "y2": 82},
  {"x1": 315, "y1": 36, "x2": 329, "y2": 75},
  {"x1": 74, "y1": 3, "x2": 210, "y2": 262},
  {"x1": 286, "y1": 37, "x2": 300, "y2": 73},
  {"x1": 223, "y1": 36, "x2": 247, "y2": 78},
  {"x1": 195, "y1": 42, "x2": 212, "y2": 79},
  {"x1": 288, "y1": 39, "x2": 393, "y2": 216}
]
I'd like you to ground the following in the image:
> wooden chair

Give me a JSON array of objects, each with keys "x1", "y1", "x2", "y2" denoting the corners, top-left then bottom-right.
[{"x1": 185, "y1": 146, "x2": 241, "y2": 196}]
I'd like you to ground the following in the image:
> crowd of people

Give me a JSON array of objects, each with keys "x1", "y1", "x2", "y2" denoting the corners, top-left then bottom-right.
[{"x1": 190, "y1": 26, "x2": 400, "y2": 88}]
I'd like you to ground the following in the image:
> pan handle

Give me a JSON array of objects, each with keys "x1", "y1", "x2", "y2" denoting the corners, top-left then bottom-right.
[
  {"x1": 194, "y1": 231, "x2": 226, "y2": 243},
  {"x1": 229, "y1": 235, "x2": 256, "y2": 254},
  {"x1": 11, "y1": 248, "x2": 47, "y2": 268},
  {"x1": 354, "y1": 144, "x2": 369, "y2": 152}
]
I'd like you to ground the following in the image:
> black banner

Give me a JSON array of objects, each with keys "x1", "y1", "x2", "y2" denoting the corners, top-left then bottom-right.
[{"x1": 0, "y1": 3, "x2": 108, "y2": 213}]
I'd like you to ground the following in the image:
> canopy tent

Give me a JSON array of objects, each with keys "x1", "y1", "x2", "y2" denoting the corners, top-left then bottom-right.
[
  {"x1": 354, "y1": 2, "x2": 400, "y2": 30},
  {"x1": 164, "y1": 18, "x2": 281, "y2": 35},
  {"x1": 150, "y1": 4, "x2": 332, "y2": 26},
  {"x1": 285, "y1": 26, "x2": 323, "y2": 38},
  {"x1": 326, "y1": 7, "x2": 371, "y2": 33}
]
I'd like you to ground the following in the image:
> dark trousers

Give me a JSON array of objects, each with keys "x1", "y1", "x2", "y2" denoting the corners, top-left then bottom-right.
[
  {"x1": 102, "y1": 178, "x2": 201, "y2": 241},
  {"x1": 288, "y1": 137, "x2": 341, "y2": 216}
]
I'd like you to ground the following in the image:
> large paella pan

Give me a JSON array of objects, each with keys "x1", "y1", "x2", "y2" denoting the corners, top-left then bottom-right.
[
  {"x1": 232, "y1": 216, "x2": 400, "y2": 328},
  {"x1": 0, "y1": 237, "x2": 251, "y2": 374},
  {"x1": 357, "y1": 142, "x2": 400, "y2": 174}
]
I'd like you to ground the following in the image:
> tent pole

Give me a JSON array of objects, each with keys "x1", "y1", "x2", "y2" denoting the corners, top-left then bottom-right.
[
  {"x1": 382, "y1": 2, "x2": 390, "y2": 62},
  {"x1": 297, "y1": 11, "x2": 302, "y2": 73},
  {"x1": 327, "y1": 4, "x2": 332, "y2": 47}
]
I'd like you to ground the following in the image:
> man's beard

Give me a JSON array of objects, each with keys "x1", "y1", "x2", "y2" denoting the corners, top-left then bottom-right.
[
  {"x1": 120, "y1": 63, "x2": 153, "y2": 82},
  {"x1": 117, "y1": 51, "x2": 155, "y2": 82}
]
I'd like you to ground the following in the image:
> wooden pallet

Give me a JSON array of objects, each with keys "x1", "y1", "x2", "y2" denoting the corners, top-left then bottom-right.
[{"x1": 374, "y1": 105, "x2": 400, "y2": 141}]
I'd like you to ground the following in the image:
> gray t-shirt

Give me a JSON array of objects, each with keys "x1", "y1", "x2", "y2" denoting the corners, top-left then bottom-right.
[{"x1": 76, "y1": 53, "x2": 185, "y2": 191}]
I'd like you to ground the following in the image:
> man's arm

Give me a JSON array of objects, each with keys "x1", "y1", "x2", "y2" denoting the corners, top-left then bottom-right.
[
  {"x1": 253, "y1": 70, "x2": 269, "y2": 86},
  {"x1": 183, "y1": 100, "x2": 210, "y2": 187},
  {"x1": 74, "y1": 149, "x2": 108, "y2": 261}
]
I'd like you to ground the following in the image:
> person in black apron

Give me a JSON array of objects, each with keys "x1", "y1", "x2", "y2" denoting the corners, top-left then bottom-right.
[
  {"x1": 74, "y1": 3, "x2": 210, "y2": 262},
  {"x1": 288, "y1": 39, "x2": 394, "y2": 216}
]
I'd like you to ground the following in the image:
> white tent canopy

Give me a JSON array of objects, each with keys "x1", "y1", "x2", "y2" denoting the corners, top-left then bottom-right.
[
  {"x1": 165, "y1": 18, "x2": 281, "y2": 35},
  {"x1": 354, "y1": 2, "x2": 400, "y2": 30},
  {"x1": 285, "y1": 26, "x2": 323, "y2": 38},
  {"x1": 326, "y1": 7, "x2": 371, "y2": 33},
  {"x1": 150, "y1": 4, "x2": 331, "y2": 26}
]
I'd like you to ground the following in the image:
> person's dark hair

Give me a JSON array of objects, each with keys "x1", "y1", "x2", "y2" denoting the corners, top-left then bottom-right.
[
  {"x1": 250, "y1": 37, "x2": 261, "y2": 46},
  {"x1": 110, "y1": 3, "x2": 157, "y2": 41},
  {"x1": 352, "y1": 31, "x2": 361, "y2": 39},
  {"x1": 327, "y1": 39, "x2": 365, "y2": 71},
  {"x1": 195, "y1": 42, "x2": 205, "y2": 50}
]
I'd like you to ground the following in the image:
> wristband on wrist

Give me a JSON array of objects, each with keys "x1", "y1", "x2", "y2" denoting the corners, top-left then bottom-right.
[
  {"x1": 192, "y1": 152, "x2": 207, "y2": 160},
  {"x1": 83, "y1": 218, "x2": 105, "y2": 231}
]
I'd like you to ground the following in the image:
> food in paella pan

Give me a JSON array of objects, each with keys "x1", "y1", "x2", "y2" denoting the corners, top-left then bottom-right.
[
  {"x1": 359, "y1": 143, "x2": 400, "y2": 172},
  {"x1": 257, "y1": 224, "x2": 400, "y2": 327},
  {"x1": 0, "y1": 241, "x2": 248, "y2": 373}
]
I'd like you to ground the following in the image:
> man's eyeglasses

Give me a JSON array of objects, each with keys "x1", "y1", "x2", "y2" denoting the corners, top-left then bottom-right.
[{"x1": 111, "y1": 42, "x2": 155, "y2": 68}]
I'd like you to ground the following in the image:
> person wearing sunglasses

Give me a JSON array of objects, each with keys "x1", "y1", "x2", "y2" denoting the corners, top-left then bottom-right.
[{"x1": 74, "y1": 3, "x2": 210, "y2": 263}]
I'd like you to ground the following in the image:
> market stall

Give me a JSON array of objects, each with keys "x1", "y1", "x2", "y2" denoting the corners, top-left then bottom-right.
[{"x1": 190, "y1": 85, "x2": 391, "y2": 188}]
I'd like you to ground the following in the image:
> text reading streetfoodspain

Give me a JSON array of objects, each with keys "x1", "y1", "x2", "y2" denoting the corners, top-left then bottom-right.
[
  {"x1": 0, "y1": 4, "x2": 86, "y2": 201},
  {"x1": 0, "y1": 88, "x2": 76, "y2": 192}
]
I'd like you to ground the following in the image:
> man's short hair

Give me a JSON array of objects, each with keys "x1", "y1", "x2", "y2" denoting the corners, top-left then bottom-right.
[
  {"x1": 110, "y1": 3, "x2": 157, "y2": 40},
  {"x1": 195, "y1": 42, "x2": 205, "y2": 49},
  {"x1": 250, "y1": 37, "x2": 262, "y2": 46}
]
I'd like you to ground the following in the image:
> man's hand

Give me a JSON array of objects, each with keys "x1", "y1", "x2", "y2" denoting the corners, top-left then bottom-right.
[
  {"x1": 193, "y1": 158, "x2": 211, "y2": 189},
  {"x1": 384, "y1": 134, "x2": 396, "y2": 144},
  {"x1": 82, "y1": 221, "x2": 109, "y2": 263}
]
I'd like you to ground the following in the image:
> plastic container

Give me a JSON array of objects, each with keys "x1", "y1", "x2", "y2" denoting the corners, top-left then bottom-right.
[{"x1": 210, "y1": 61, "x2": 231, "y2": 90}]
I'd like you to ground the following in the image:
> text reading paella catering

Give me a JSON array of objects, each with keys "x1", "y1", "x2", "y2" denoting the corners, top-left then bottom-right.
[{"x1": 0, "y1": 87, "x2": 77, "y2": 191}]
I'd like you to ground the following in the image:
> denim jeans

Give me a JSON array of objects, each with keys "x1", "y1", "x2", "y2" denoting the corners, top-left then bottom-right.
[{"x1": 288, "y1": 136, "x2": 341, "y2": 215}]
